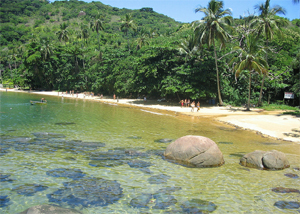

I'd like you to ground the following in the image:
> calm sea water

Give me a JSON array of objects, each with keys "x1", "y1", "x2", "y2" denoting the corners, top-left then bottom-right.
[{"x1": 0, "y1": 92, "x2": 299, "y2": 213}]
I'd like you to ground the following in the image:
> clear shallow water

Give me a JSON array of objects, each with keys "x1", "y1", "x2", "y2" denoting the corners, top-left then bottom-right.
[{"x1": 1, "y1": 92, "x2": 300, "y2": 213}]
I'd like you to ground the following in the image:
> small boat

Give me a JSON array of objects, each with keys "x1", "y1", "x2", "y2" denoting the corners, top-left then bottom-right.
[{"x1": 30, "y1": 100, "x2": 47, "y2": 105}]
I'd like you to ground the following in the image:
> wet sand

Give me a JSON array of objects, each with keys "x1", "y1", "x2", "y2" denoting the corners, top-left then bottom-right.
[{"x1": 2, "y1": 88, "x2": 300, "y2": 143}]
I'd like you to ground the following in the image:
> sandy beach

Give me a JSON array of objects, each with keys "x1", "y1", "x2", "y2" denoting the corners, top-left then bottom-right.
[{"x1": 2, "y1": 88, "x2": 300, "y2": 143}]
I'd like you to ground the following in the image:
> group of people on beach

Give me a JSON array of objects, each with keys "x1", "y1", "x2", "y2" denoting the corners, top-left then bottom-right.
[{"x1": 180, "y1": 99, "x2": 200, "y2": 112}]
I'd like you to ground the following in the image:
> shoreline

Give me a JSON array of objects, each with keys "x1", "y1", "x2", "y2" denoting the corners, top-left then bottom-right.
[{"x1": 2, "y1": 88, "x2": 300, "y2": 143}]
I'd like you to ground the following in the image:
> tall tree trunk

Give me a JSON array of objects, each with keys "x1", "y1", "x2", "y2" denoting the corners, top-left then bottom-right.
[
  {"x1": 258, "y1": 40, "x2": 269, "y2": 106},
  {"x1": 247, "y1": 71, "x2": 252, "y2": 111},
  {"x1": 213, "y1": 40, "x2": 223, "y2": 106}
]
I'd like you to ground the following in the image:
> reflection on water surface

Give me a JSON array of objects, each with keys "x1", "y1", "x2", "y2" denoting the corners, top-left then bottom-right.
[{"x1": 0, "y1": 92, "x2": 300, "y2": 213}]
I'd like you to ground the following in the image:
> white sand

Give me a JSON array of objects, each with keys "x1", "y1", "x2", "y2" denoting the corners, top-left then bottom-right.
[{"x1": 2, "y1": 88, "x2": 300, "y2": 143}]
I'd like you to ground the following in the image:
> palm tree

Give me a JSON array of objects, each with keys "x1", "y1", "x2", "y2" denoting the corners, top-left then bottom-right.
[
  {"x1": 40, "y1": 39, "x2": 53, "y2": 61},
  {"x1": 231, "y1": 35, "x2": 268, "y2": 110},
  {"x1": 120, "y1": 13, "x2": 137, "y2": 51},
  {"x1": 251, "y1": 0, "x2": 288, "y2": 106},
  {"x1": 178, "y1": 34, "x2": 199, "y2": 63},
  {"x1": 56, "y1": 23, "x2": 69, "y2": 44},
  {"x1": 193, "y1": 0, "x2": 233, "y2": 106},
  {"x1": 135, "y1": 29, "x2": 149, "y2": 50},
  {"x1": 91, "y1": 14, "x2": 104, "y2": 51}
]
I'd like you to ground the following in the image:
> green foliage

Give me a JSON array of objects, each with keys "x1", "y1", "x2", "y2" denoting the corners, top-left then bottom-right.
[{"x1": 0, "y1": 0, "x2": 299, "y2": 108}]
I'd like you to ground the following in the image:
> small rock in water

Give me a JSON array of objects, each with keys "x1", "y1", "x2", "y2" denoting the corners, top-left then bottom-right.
[
  {"x1": 46, "y1": 168, "x2": 86, "y2": 180},
  {"x1": 12, "y1": 184, "x2": 48, "y2": 196},
  {"x1": 148, "y1": 174, "x2": 171, "y2": 184},
  {"x1": 218, "y1": 141, "x2": 233, "y2": 144},
  {"x1": 139, "y1": 168, "x2": 152, "y2": 174},
  {"x1": 272, "y1": 187, "x2": 300, "y2": 194},
  {"x1": 127, "y1": 160, "x2": 152, "y2": 168},
  {"x1": 127, "y1": 136, "x2": 142, "y2": 139},
  {"x1": 0, "y1": 173, "x2": 13, "y2": 182},
  {"x1": 274, "y1": 201, "x2": 300, "y2": 209},
  {"x1": 181, "y1": 199, "x2": 217, "y2": 213},
  {"x1": 0, "y1": 195, "x2": 10, "y2": 208},
  {"x1": 154, "y1": 139, "x2": 173, "y2": 143},
  {"x1": 294, "y1": 167, "x2": 300, "y2": 171},
  {"x1": 89, "y1": 159, "x2": 125, "y2": 168},
  {"x1": 32, "y1": 132, "x2": 66, "y2": 139},
  {"x1": 156, "y1": 187, "x2": 182, "y2": 194},
  {"x1": 130, "y1": 194, "x2": 153, "y2": 208},
  {"x1": 55, "y1": 122, "x2": 76, "y2": 125},
  {"x1": 284, "y1": 173, "x2": 299, "y2": 179}
]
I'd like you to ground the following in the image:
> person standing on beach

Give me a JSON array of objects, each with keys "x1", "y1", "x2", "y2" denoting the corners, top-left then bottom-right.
[
  {"x1": 191, "y1": 101, "x2": 195, "y2": 112},
  {"x1": 180, "y1": 100, "x2": 184, "y2": 108},
  {"x1": 197, "y1": 101, "x2": 200, "y2": 112},
  {"x1": 113, "y1": 94, "x2": 116, "y2": 99}
]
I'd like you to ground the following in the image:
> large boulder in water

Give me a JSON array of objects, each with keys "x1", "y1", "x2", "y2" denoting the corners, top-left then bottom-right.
[
  {"x1": 164, "y1": 135, "x2": 224, "y2": 168},
  {"x1": 240, "y1": 150, "x2": 290, "y2": 170}
]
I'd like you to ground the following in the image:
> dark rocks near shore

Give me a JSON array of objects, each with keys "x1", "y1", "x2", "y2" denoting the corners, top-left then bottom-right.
[
  {"x1": 12, "y1": 184, "x2": 48, "y2": 196},
  {"x1": 240, "y1": 150, "x2": 290, "y2": 170},
  {"x1": 46, "y1": 168, "x2": 86, "y2": 180},
  {"x1": 274, "y1": 201, "x2": 300, "y2": 210},
  {"x1": 284, "y1": 173, "x2": 299, "y2": 179},
  {"x1": 0, "y1": 195, "x2": 10, "y2": 208},
  {"x1": 18, "y1": 204, "x2": 83, "y2": 214},
  {"x1": 148, "y1": 174, "x2": 171, "y2": 184},
  {"x1": 164, "y1": 135, "x2": 224, "y2": 168},
  {"x1": 130, "y1": 186, "x2": 181, "y2": 209},
  {"x1": 47, "y1": 177, "x2": 123, "y2": 208},
  {"x1": 272, "y1": 187, "x2": 300, "y2": 194},
  {"x1": 181, "y1": 199, "x2": 217, "y2": 213}
]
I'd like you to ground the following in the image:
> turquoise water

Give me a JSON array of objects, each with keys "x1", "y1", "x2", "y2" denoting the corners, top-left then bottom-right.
[{"x1": 1, "y1": 92, "x2": 300, "y2": 213}]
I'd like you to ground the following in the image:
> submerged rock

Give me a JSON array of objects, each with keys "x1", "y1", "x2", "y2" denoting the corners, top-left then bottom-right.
[
  {"x1": 218, "y1": 141, "x2": 233, "y2": 144},
  {"x1": 181, "y1": 199, "x2": 217, "y2": 213},
  {"x1": 130, "y1": 192, "x2": 178, "y2": 210},
  {"x1": 0, "y1": 173, "x2": 13, "y2": 182},
  {"x1": 148, "y1": 174, "x2": 171, "y2": 184},
  {"x1": 154, "y1": 139, "x2": 173, "y2": 143},
  {"x1": 18, "y1": 204, "x2": 82, "y2": 214},
  {"x1": 0, "y1": 195, "x2": 10, "y2": 208},
  {"x1": 12, "y1": 184, "x2": 48, "y2": 196},
  {"x1": 55, "y1": 122, "x2": 76, "y2": 125},
  {"x1": 164, "y1": 135, "x2": 224, "y2": 168},
  {"x1": 272, "y1": 187, "x2": 300, "y2": 194},
  {"x1": 46, "y1": 168, "x2": 86, "y2": 180},
  {"x1": 130, "y1": 194, "x2": 153, "y2": 208},
  {"x1": 88, "y1": 149, "x2": 148, "y2": 168},
  {"x1": 152, "y1": 192, "x2": 177, "y2": 209},
  {"x1": 284, "y1": 173, "x2": 299, "y2": 179},
  {"x1": 274, "y1": 201, "x2": 300, "y2": 209},
  {"x1": 32, "y1": 132, "x2": 66, "y2": 139},
  {"x1": 127, "y1": 160, "x2": 152, "y2": 168},
  {"x1": 47, "y1": 177, "x2": 123, "y2": 208},
  {"x1": 240, "y1": 150, "x2": 290, "y2": 170},
  {"x1": 127, "y1": 136, "x2": 142, "y2": 139}
]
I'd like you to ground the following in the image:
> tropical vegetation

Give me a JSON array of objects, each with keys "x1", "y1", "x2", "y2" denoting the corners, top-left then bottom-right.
[{"x1": 0, "y1": 0, "x2": 299, "y2": 108}]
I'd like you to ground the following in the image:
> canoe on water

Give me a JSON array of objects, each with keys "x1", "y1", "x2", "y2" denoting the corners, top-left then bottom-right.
[{"x1": 30, "y1": 100, "x2": 47, "y2": 105}]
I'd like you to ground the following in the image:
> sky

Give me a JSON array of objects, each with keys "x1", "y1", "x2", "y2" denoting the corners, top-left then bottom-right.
[{"x1": 53, "y1": 0, "x2": 300, "y2": 23}]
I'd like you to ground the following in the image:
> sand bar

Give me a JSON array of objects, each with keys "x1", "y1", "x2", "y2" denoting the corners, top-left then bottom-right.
[{"x1": 2, "y1": 88, "x2": 300, "y2": 143}]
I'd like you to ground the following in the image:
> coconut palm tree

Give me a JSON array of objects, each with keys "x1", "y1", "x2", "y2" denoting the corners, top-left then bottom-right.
[
  {"x1": 251, "y1": 0, "x2": 288, "y2": 106},
  {"x1": 178, "y1": 34, "x2": 199, "y2": 63},
  {"x1": 56, "y1": 23, "x2": 69, "y2": 44},
  {"x1": 120, "y1": 13, "x2": 137, "y2": 51},
  {"x1": 135, "y1": 29, "x2": 149, "y2": 50},
  {"x1": 231, "y1": 35, "x2": 268, "y2": 110},
  {"x1": 193, "y1": 0, "x2": 233, "y2": 106},
  {"x1": 91, "y1": 14, "x2": 104, "y2": 51}
]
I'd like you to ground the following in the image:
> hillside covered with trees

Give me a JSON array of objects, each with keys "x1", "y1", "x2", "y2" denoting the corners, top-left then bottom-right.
[{"x1": 0, "y1": 0, "x2": 299, "y2": 108}]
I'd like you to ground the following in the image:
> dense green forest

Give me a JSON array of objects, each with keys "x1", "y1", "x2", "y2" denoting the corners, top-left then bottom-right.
[{"x1": 0, "y1": 0, "x2": 299, "y2": 107}]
